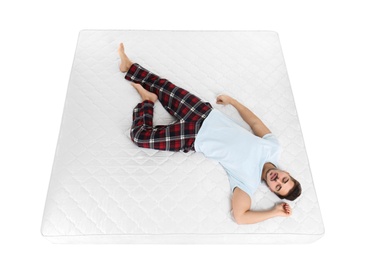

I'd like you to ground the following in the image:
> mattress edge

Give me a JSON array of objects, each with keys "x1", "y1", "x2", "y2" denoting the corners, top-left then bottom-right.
[{"x1": 41, "y1": 232, "x2": 325, "y2": 244}]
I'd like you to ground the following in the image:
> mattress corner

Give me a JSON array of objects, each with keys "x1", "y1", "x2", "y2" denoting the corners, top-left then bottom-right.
[
  {"x1": 40, "y1": 225, "x2": 48, "y2": 239},
  {"x1": 267, "y1": 30, "x2": 280, "y2": 38},
  {"x1": 40, "y1": 219, "x2": 48, "y2": 235},
  {"x1": 78, "y1": 29, "x2": 89, "y2": 37},
  {"x1": 40, "y1": 217, "x2": 53, "y2": 239},
  {"x1": 306, "y1": 225, "x2": 326, "y2": 244},
  {"x1": 318, "y1": 225, "x2": 326, "y2": 238}
]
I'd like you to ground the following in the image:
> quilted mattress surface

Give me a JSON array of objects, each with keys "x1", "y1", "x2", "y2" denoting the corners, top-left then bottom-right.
[{"x1": 41, "y1": 30, "x2": 324, "y2": 243}]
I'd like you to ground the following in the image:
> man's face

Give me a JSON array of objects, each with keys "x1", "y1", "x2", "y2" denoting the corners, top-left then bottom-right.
[{"x1": 265, "y1": 169, "x2": 295, "y2": 197}]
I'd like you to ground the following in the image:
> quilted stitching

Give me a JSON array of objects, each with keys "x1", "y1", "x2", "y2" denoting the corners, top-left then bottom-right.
[{"x1": 41, "y1": 30, "x2": 324, "y2": 243}]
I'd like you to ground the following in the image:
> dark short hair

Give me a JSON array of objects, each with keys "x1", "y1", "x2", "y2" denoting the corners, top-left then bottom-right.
[{"x1": 276, "y1": 177, "x2": 302, "y2": 201}]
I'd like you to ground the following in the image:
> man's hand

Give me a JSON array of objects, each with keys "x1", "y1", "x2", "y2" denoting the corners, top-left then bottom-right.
[
  {"x1": 273, "y1": 203, "x2": 292, "y2": 217},
  {"x1": 216, "y1": 95, "x2": 234, "y2": 105}
]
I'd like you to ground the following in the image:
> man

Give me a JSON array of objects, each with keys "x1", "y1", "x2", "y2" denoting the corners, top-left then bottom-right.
[{"x1": 118, "y1": 43, "x2": 302, "y2": 224}]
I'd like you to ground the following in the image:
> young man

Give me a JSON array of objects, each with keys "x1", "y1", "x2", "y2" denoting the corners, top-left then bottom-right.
[{"x1": 118, "y1": 43, "x2": 302, "y2": 224}]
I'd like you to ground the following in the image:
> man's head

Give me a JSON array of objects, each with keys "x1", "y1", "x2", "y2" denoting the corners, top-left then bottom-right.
[{"x1": 263, "y1": 168, "x2": 302, "y2": 201}]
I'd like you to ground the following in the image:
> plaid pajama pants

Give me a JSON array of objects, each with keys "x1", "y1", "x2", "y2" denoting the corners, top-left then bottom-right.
[{"x1": 125, "y1": 63, "x2": 213, "y2": 153}]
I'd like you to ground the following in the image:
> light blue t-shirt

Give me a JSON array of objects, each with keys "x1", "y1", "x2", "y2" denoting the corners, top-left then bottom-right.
[{"x1": 194, "y1": 109, "x2": 282, "y2": 197}]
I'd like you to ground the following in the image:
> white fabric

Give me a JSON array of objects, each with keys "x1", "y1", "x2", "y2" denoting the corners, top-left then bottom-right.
[{"x1": 41, "y1": 30, "x2": 324, "y2": 243}]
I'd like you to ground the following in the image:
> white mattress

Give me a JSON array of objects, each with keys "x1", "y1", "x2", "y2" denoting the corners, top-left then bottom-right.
[{"x1": 41, "y1": 30, "x2": 324, "y2": 243}]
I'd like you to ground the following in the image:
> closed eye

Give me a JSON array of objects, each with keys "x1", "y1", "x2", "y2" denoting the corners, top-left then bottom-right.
[
  {"x1": 282, "y1": 178, "x2": 289, "y2": 184},
  {"x1": 276, "y1": 184, "x2": 281, "y2": 191}
]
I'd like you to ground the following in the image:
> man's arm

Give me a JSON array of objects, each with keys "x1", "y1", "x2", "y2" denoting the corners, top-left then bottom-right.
[
  {"x1": 232, "y1": 187, "x2": 292, "y2": 224},
  {"x1": 216, "y1": 95, "x2": 271, "y2": 138}
]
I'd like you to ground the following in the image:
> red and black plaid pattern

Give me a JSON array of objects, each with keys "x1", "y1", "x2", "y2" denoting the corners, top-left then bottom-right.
[{"x1": 126, "y1": 63, "x2": 213, "y2": 152}]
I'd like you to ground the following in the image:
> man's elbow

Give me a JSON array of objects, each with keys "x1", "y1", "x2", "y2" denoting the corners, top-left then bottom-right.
[
  {"x1": 234, "y1": 217, "x2": 246, "y2": 225},
  {"x1": 233, "y1": 212, "x2": 251, "y2": 225}
]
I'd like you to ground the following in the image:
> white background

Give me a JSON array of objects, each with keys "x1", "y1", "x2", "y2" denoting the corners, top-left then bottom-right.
[{"x1": 1, "y1": 0, "x2": 366, "y2": 259}]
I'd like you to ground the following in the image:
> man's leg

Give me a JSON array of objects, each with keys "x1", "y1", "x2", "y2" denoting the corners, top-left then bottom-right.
[
  {"x1": 126, "y1": 64, "x2": 212, "y2": 122},
  {"x1": 118, "y1": 43, "x2": 212, "y2": 122},
  {"x1": 130, "y1": 100, "x2": 197, "y2": 152}
]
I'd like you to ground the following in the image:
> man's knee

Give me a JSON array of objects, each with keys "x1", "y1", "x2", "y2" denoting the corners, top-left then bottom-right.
[
  {"x1": 130, "y1": 128, "x2": 140, "y2": 144},
  {"x1": 130, "y1": 127, "x2": 150, "y2": 147}
]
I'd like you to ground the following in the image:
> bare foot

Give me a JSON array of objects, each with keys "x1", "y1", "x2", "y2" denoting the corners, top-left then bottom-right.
[
  {"x1": 131, "y1": 83, "x2": 158, "y2": 103},
  {"x1": 118, "y1": 43, "x2": 133, "y2": 73}
]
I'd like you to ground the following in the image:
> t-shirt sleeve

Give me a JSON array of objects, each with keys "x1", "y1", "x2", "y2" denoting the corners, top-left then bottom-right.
[
  {"x1": 262, "y1": 133, "x2": 280, "y2": 145},
  {"x1": 229, "y1": 175, "x2": 254, "y2": 197},
  {"x1": 262, "y1": 133, "x2": 282, "y2": 167}
]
